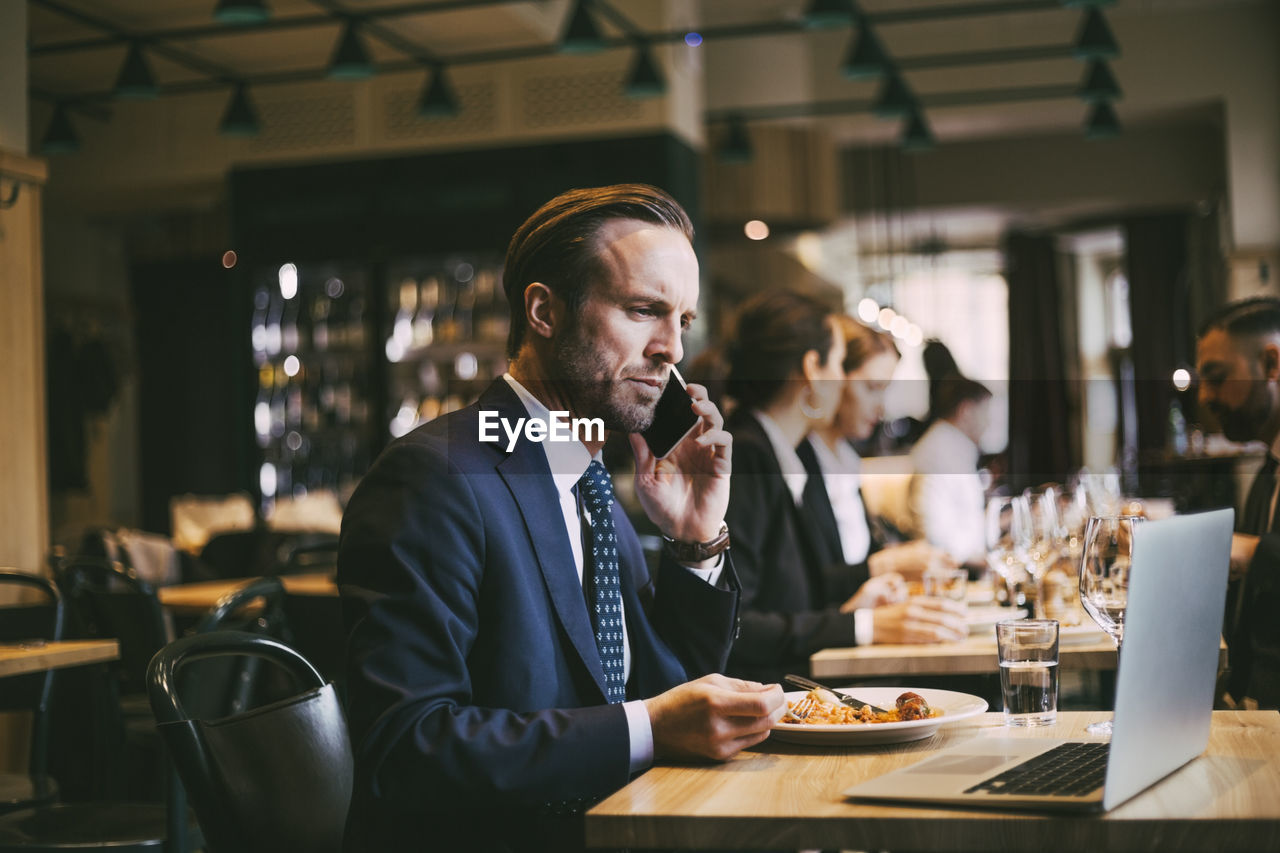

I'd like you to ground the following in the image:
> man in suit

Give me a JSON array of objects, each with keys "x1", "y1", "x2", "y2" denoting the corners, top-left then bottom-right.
[
  {"x1": 1196, "y1": 296, "x2": 1280, "y2": 709},
  {"x1": 338, "y1": 184, "x2": 785, "y2": 851}
]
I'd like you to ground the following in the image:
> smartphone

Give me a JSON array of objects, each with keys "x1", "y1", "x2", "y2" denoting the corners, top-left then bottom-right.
[{"x1": 640, "y1": 365, "x2": 701, "y2": 460}]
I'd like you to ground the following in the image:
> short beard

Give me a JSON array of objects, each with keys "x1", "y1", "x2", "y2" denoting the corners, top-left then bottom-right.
[
  {"x1": 1215, "y1": 380, "x2": 1274, "y2": 443},
  {"x1": 552, "y1": 320, "x2": 659, "y2": 433}
]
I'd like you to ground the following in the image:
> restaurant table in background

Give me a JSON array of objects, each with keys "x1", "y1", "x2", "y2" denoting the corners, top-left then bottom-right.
[
  {"x1": 811, "y1": 635, "x2": 1230, "y2": 679},
  {"x1": 0, "y1": 640, "x2": 119, "y2": 678},
  {"x1": 586, "y1": 711, "x2": 1280, "y2": 851},
  {"x1": 156, "y1": 571, "x2": 336, "y2": 615}
]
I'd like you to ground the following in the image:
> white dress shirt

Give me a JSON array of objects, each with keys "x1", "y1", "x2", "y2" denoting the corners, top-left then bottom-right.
[
  {"x1": 805, "y1": 434, "x2": 872, "y2": 565},
  {"x1": 502, "y1": 375, "x2": 722, "y2": 774},
  {"x1": 909, "y1": 419, "x2": 986, "y2": 565},
  {"x1": 751, "y1": 410, "x2": 809, "y2": 506}
]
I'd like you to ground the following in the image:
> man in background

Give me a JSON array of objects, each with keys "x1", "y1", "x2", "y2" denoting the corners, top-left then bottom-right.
[{"x1": 1196, "y1": 296, "x2": 1280, "y2": 709}]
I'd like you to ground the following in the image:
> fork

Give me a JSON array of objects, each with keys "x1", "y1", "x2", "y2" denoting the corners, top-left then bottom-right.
[
  {"x1": 784, "y1": 673, "x2": 891, "y2": 715},
  {"x1": 784, "y1": 694, "x2": 821, "y2": 722}
]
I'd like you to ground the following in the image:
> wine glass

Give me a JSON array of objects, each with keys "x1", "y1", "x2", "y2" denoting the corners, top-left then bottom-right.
[
  {"x1": 1079, "y1": 514, "x2": 1142, "y2": 736},
  {"x1": 986, "y1": 495, "x2": 1032, "y2": 608},
  {"x1": 1024, "y1": 486, "x2": 1066, "y2": 617}
]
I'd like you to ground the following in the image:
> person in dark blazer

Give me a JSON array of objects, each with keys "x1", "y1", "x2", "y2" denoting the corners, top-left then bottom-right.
[
  {"x1": 719, "y1": 292, "x2": 965, "y2": 685},
  {"x1": 338, "y1": 185, "x2": 785, "y2": 852},
  {"x1": 1196, "y1": 297, "x2": 1280, "y2": 709},
  {"x1": 802, "y1": 316, "x2": 956, "y2": 578}
]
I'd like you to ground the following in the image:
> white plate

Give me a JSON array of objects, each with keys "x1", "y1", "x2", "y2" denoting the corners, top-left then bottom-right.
[
  {"x1": 771, "y1": 687, "x2": 988, "y2": 745},
  {"x1": 1058, "y1": 624, "x2": 1110, "y2": 646},
  {"x1": 967, "y1": 606, "x2": 1026, "y2": 634}
]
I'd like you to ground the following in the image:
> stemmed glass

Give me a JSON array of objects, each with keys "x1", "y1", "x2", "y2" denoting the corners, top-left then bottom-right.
[
  {"x1": 1079, "y1": 514, "x2": 1142, "y2": 736},
  {"x1": 986, "y1": 495, "x2": 1032, "y2": 608},
  {"x1": 1024, "y1": 486, "x2": 1066, "y2": 617}
]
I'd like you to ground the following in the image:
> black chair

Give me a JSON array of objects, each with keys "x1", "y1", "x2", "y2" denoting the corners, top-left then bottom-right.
[
  {"x1": 0, "y1": 571, "x2": 62, "y2": 814},
  {"x1": 189, "y1": 577, "x2": 289, "y2": 718},
  {"x1": 147, "y1": 632, "x2": 353, "y2": 853},
  {"x1": 0, "y1": 570, "x2": 180, "y2": 852}
]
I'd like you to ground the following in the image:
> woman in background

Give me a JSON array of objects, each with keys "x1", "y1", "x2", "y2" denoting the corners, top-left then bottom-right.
[
  {"x1": 720, "y1": 292, "x2": 965, "y2": 684},
  {"x1": 800, "y1": 316, "x2": 955, "y2": 579}
]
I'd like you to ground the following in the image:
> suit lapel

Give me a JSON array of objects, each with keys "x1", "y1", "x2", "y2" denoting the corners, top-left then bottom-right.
[{"x1": 483, "y1": 381, "x2": 609, "y2": 700}]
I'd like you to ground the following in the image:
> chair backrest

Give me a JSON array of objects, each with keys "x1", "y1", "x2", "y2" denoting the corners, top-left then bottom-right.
[
  {"x1": 147, "y1": 632, "x2": 353, "y2": 853},
  {"x1": 188, "y1": 577, "x2": 289, "y2": 717},
  {"x1": 54, "y1": 557, "x2": 167, "y2": 696},
  {"x1": 0, "y1": 570, "x2": 63, "y2": 781}
]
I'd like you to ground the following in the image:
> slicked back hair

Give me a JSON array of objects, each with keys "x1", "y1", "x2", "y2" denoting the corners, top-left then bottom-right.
[
  {"x1": 1199, "y1": 297, "x2": 1280, "y2": 342},
  {"x1": 502, "y1": 183, "x2": 694, "y2": 359}
]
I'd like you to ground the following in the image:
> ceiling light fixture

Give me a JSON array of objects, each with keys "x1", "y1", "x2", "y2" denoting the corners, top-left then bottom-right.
[
  {"x1": 560, "y1": 0, "x2": 605, "y2": 54},
  {"x1": 841, "y1": 26, "x2": 888, "y2": 80},
  {"x1": 219, "y1": 83, "x2": 261, "y2": 136},
  {"x1": 40, "y1": 104, "x2": 80, "y2": 155},
  {"x1": 328, "y1": 20, "x2": 374, "y2": 80},
  {"x1": 901, "y1": 109, "x2": 935, "y2": 151},
  {"x1": 624, "y1": 43, "x2": 665, "y2": 98},
  {"x1": 1077, "y1": 60, "x2": 1121, "y2": 101},
  {"x1": 803, "y1": 0, "x2": 855, "y2": 28},
  {"x1": 872, "y1": 70, "x2": 915, "y2": 118},
  {"x1": 719, "y1": 114, "x2": 752, "y2": 163},
  {"x1": 213, "y1": 0, "x2": 270, "y2": 25},
  {"x1": 1074, "y1": 8, "x2": 1119, "y2": 60},
  {"x1": 114, "y1": 43, "x2": 158, "y2": 99},
  {"x1": 1084, "y1": 100, "x2": 1120, "y2": 139},
  {"x1": 417, "y1": 66, "x2": 460, "y2": 118}
]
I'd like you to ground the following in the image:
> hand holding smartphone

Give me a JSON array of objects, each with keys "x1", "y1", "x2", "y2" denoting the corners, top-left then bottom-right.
[{"x1": 640, "y1": 365, "x2": 701, "y2": 460}]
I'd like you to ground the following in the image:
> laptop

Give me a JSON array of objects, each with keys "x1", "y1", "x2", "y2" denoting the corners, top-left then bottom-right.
[{"x1": 843, "y1": 508, "x2": 1233, "y2": 813}]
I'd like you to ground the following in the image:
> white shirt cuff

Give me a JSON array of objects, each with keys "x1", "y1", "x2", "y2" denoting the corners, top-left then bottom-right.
[
  {"x1": 680, "y1": 553, "x2": 725, "y2": 587},
  {"x1": 623, "y1": 699, "x2": 654, "y2": 775},
  {"x1": 854, "y1": 608, "x2": 875, "y2": 646}
]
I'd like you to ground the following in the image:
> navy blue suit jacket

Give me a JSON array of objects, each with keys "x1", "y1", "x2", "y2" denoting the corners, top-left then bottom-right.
[{"x1": 338, "y1": 379, "x2": 739, "y2": 850}]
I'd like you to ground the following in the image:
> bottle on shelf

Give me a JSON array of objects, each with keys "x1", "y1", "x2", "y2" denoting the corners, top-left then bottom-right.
[
  {"x1": 254, "y1": 364, "x2": 274, "y2": 448},
  {"x1": 312, "y1": 294, "x2": 331, "y2": 350},
  {"x1": 281, "y1": 291, "x2": 300, "y2": 353},
  {"x1": 414, "y1": 277, "x2": 438, "y2": 348},
  {"x1": 265, "y1": 289, "x2": 284, "y2": 357},
  {"x1": 434, "y1": 276, "x2": 457, "y2": 344},
  {"x1": 347, "y1": 295, "x2": 367, "y2": 351},
  {"x1": 389, "y1": 278, "x2": 417, "y2": 361},
  {"x1": 251, "y1": 287, "x2": 270, "y2": 364}
]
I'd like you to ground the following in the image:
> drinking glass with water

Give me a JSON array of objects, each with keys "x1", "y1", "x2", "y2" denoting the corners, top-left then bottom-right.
[{"x1": 996, "y1": 619, "x2": 1059, "y2": 726}]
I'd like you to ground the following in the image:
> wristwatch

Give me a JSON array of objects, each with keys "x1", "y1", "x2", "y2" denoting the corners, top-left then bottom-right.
[{"x1": 662, "y1": 523, "x2": 731, "y2": 563}]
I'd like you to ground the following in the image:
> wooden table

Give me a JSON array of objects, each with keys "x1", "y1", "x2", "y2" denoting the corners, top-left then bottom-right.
[
  {"x1": 586, "y1": 711, "x2": 1280, "y2": 851},
  {"x1": 812, "y1": 634, "x2": 1230, "y2": 680},
  {"x1": 0, "y1": 639, "x2": 120, "y2": 678},
  {"x1": 157, "y1": 572, "x2": 337, "y2": 615},
  {"x1": 811, "y1": 633, "x2": 1120, "y2": 679}
]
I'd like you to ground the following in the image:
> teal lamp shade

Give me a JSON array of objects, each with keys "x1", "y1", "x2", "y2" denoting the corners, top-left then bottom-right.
[
  {"x1": 1077, "y1": 60, "x2": 1121, "y2": 101},
  {"x1": 560, "y1": 0, "x2": 605, "y2": 54},
  {"x1": 902, "y1": 110, "x2": 935, "y2": 152},
  {"x1": 624, "y1": 44, "x2": 665, "y2": 98},
  {"x1": 214, "y1": 0, "x2": 270, "y2": 24},
  {"x1": 872, "y1": 71, "x2": 915, "y2": 118},
  {"x1": 841, "y1": 26, "x2": 887, "y2": 80},
  {"x1": 40, "y1": 105, "x2": 80, "y2": 155},
  {"x1": 1074, "y1": 8, "x2": 1119, "y2": 60},
  {"x1": 114, "y1": 43, "x2": 158, "y2": 99},
  {"x1": 804, "y1": 0, "x2": 855, "y2": 28},
  {"x1": 1084, "y1": 101, "x2": 1121, "y2": 139},
  {"x1": 328, "y1": 21, "x2": 374, "y2": 80},
  {"x1": 417, "y1": 69, "x2": 460, "y2": 118},
  {"x1": 719, "y1": 115, "x2": 752, "y2": 163},
  {"x1": 219, "y1": 84, "x2": 261, "y2": 136}
]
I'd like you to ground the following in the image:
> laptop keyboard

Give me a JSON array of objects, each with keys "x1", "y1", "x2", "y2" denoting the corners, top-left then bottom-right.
[{"x1": 964, "y1": 742, "x2": 1110, "y2": 797}]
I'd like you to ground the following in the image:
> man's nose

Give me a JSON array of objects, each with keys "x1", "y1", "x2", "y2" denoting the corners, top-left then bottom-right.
[{"x1": 646, "y1": 317, "x2": 683, "y2": 365}]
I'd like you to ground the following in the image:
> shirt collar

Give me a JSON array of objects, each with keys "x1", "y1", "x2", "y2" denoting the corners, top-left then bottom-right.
[
  {"x1": 503, "y1": 374, "x2": 595, "y2": 495},
  {"x1": 751, "y1": 409, "x2": 808, "y2": 505},
  {"x1": 806, "y1": 433, "x2": 861, "y2": 477}
]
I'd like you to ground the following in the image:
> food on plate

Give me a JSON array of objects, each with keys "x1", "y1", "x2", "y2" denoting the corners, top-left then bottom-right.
[{"x1": 783, "y1": 688, "x2": 940, "y2": 725}]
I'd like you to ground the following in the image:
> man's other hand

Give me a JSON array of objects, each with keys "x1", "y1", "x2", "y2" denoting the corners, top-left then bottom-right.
[{"x1": 645, "y1": 674, "x2": 785, "y2": 762}]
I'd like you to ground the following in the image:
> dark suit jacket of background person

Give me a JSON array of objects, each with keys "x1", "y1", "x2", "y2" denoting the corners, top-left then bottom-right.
[
  {"x1": 1227, "y1": 475, "x2": 1280, "y2": 708},
  {"x1": 795, "y1": 438, "x2": 883, "y2": 585},
  {"x1": 337, "y1": 379, "x2": 741, "y2": 852},
  {"x1": 723, "y1": 411, "x2": 867, "y2": 684}
]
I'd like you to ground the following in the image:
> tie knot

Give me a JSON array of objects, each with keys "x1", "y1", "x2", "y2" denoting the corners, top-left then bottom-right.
[{"x1": 577, "y1": 460, "x2": 615, "y2": 512}]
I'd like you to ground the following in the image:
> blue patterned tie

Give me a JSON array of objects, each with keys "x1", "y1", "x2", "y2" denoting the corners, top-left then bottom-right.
[{"x1": 578, "y1": 460, "x2": 626, "y2": 703}]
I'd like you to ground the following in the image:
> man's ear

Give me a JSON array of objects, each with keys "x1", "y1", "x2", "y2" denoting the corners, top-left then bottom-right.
[
  {"x1": 523, "y1": 282, "x2": 559, "y2": 340},
  {"x1": 1263, "y1": 342, "x2": 1280, "y2": 382}
]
